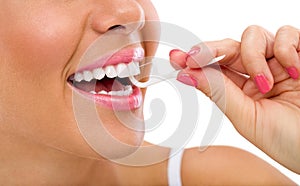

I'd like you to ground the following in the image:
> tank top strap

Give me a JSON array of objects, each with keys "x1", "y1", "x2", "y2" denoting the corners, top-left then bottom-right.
[{"x1": 167, "y1": 148, "x2": 184, "y2": 186}]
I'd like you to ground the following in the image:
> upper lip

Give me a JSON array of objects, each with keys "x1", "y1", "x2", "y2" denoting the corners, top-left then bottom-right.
[{"x1": 72, "y1": 47, "x2": 145, "y2": 75}]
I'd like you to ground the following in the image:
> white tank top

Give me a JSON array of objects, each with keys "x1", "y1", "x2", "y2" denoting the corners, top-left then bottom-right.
[{"x1": 167, "y1": 148, "x2": 184, "y2": 186}]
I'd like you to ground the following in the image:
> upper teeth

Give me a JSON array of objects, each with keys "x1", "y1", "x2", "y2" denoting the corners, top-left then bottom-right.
[{"x1": 74, "y1": 61, "x2": 140, "y2": 82}]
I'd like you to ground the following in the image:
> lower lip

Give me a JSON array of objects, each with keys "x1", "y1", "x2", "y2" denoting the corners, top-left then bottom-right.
[{"x1": 68, "y1": 84, "x2": 143, "y2": 111}]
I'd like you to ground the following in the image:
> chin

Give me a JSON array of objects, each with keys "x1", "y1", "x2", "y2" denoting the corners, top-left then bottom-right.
[
  {"x1": 66, "y1": 44, "x2": 153, "y2": 160},
  {"x1": 69, "y1": 84, "x2": 147, "y2": 161}
]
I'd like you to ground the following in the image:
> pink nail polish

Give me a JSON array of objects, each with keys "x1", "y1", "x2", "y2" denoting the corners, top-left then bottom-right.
[
  {"x1": 169, "y1": 49, "x2": 181, "y2": 57},
  {"x1": 186, "y1": 47, "x2": 201, "y2": 61},
  {"x1": 287, "y1": 67, "x2": 299, "y2": 79},
  {"x1": 188, "y1": 47, "x2": 201, "y2": 56},
  {"x1": 177, "y1": 74, "x2": 198, "y2": 87},
  {"x1": 254, "y1": 74, "x2": 270, "y2": 94}
]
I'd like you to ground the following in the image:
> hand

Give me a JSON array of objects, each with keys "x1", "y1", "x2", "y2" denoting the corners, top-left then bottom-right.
[{"x1": 169, "y1": 25, "x2": 300, "y2": 174}]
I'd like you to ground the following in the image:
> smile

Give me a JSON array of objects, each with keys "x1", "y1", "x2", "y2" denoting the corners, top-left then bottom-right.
[{"x1": 67, "y1": 47, "x2": 144, "y2": 111}]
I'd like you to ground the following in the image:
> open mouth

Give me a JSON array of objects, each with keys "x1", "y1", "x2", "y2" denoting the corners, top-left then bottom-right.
[
  {"x1": 67, "y1": 48, "x2": 144, "y2": 111},
  {"x1": 68, "y1": 61, "x2": 140, "y2": 96}
]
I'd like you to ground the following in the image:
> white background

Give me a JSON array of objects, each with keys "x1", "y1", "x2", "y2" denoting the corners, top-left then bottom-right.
[{"x1": 145, "y1": 0, "x2": 300, "y2": 183}]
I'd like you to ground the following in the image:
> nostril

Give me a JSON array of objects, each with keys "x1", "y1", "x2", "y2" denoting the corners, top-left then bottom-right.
[{"x1": 108, "y1": 25, "x2": 125, "y2": 31}]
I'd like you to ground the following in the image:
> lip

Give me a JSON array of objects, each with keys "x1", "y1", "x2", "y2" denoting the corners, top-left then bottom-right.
[
  {"x1": 69, "y1": 85, "x2": 143, "y2": 111},
  {"x1": 68, "y1": 47, "x2": 144, "y2": 111},
  {"x1": 76, "y1": 47, "x2": 144, "y2": 73}
]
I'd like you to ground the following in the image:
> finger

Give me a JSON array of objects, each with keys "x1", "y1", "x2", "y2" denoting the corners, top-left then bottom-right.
[
  {"x1": 177, "y1": 64, "x2": 300, "y2": 174},
  {"x1": 184, "y1": 39, "x2": 246, "y2": 74},
  {"x1": 221, "y1": 66, "x2": 248, "y2": 89},
  {"x1": 262, "y1": 57, "x2": 296, "y2": 99},
  {"x1": 274, "y1": 25, "x2": 300, "y2": 79},
  {"x1": 169, "y1": 49, "x2": 188, "y2": 70},
  {"x1": 267, "y1": 57, "x2": 290, "y2": 83},
  {"x1": 241, "y1": 25, "x2": 275, "y2": 94},
  {"x1": 176, "y1": 67, "x2": 256, "y2": 140},
  {"x1": 240, "y1": 58, "x2": 291, "y2": 100}
]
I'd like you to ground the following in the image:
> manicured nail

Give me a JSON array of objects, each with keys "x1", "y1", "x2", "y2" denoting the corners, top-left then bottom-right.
[
  {"x1": 286, "y1": 67, "x2": 299, "y2": 79},
  {"x1": 177, "y1": 74, "x2": 198, "y2": 87},
  {"x1": 186, "y1": 47, "x2": 201, "y2": 61},
  {"x1": 188, "y1": 47, "x2": 201, "y2": 56},
  {"x1": 169, "y1": 49, "x2": 182, "y2": 57},
  {"x1": 254, "y1": 74, "x2": 270, "y2": 94}
]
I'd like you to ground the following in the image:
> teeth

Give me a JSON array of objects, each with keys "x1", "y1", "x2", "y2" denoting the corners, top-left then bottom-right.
[
  {"x1": 88, "y1": 85, "x2": 133, "y2": 96},
  {"x1": 104, "y1": 66, "x2": 118, "y2": 78},
  {"x1": 128, "y1": 62, "x2": 140, "y2": 76},
  {"x1": 74, "y1": 72, "x2": 84, "y2": 82},
  {"x1": 124, "y1": 85, "x2": 133, "y2": 95},
  {"x1": 116, "y1": 63, "x2": 130, "y2": 78},
  {"x1": 93, "y1": 68, "x2": 105, "y2": 80},
  {"x1": 73, "y1": 61, "x2": 140, "y2": 82},
  {"x1": 98, "y1": 90, "x2": 108, "y2": 95},
  {"x1": 83, "y1": 71, "x2": 94, "y2": 82}
]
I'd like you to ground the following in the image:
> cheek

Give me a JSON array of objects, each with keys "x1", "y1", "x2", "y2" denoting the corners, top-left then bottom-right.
[
  {"x1": 0, "y1": 9, "x2": 82, "y2": 79},
  {"x1": 0, "y1": 6, "x2": 92, "y2": 155},
  {"x1": 138, "y1": 0, "x2": 160, "y2": 62}
]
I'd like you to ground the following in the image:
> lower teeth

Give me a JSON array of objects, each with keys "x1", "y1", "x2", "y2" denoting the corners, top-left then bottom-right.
[{"x1": 89, "y1": 85, "x2": 133, "y2": 96}]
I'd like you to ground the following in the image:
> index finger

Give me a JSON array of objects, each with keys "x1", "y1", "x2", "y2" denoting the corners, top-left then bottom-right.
[{"x1": 170, "y1": 39, "x2": 246, "y2": 74}]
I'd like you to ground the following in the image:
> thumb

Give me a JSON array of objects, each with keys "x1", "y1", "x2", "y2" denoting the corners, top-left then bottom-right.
[{"x1": 177, "y1": 67, "x2": 257, "y2": 141}]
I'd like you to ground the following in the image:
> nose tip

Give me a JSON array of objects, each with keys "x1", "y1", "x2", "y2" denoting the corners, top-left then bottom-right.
[{"x1": 91, "y1": 1, "x2": 145, "y2": 35}]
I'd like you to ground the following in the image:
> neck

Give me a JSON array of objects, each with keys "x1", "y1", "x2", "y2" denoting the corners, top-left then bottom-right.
[
  {"x1": 0, "y1": 133, "x2": 120, "y2": 185},
  {"x1": 0, "y1": 134, "x2": 169, "y2": 185}
]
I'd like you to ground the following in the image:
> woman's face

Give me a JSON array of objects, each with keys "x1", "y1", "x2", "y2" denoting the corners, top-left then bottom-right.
[{"x1": 0, "y1": 0, "x2": 159, "y2": 159}]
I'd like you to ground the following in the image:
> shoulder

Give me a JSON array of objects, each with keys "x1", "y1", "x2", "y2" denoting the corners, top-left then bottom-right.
[{"x1": 180, "y1": 146, "x2": 294, "y2": 185}]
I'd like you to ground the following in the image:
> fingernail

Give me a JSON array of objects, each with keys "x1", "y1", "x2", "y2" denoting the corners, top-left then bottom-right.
[
  {"x1": 188, "y1": 47, "x2": 201, "y2": 56},
  {"x1": 186, "y1": 47, "x2": 201, "y2": 61},
  {"x1": 254, "y1": 74, "x2": 270, "y2": 94},
  {"x1": 169, "y1": 49, "x2": 182, "y2": 57},
  {"x1": 286, "y1": 67, "x2": 299, "y2": 79},
  {"x1": 177, "y1": 74, "x2": 198, "y2": 87}
]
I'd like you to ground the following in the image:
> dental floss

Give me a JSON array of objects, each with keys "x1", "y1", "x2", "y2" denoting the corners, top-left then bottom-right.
[{"x1": 129, "y1": 55, "x2": 226, "y2": 88}]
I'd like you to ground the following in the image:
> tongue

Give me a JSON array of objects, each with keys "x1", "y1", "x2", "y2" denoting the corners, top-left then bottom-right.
[
  {"x1": 98, "y1": 78, "x2": 125, "y2": 92},
  {"x1": 73, "y1": 78, "x2": 126, "y2": 93}
]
